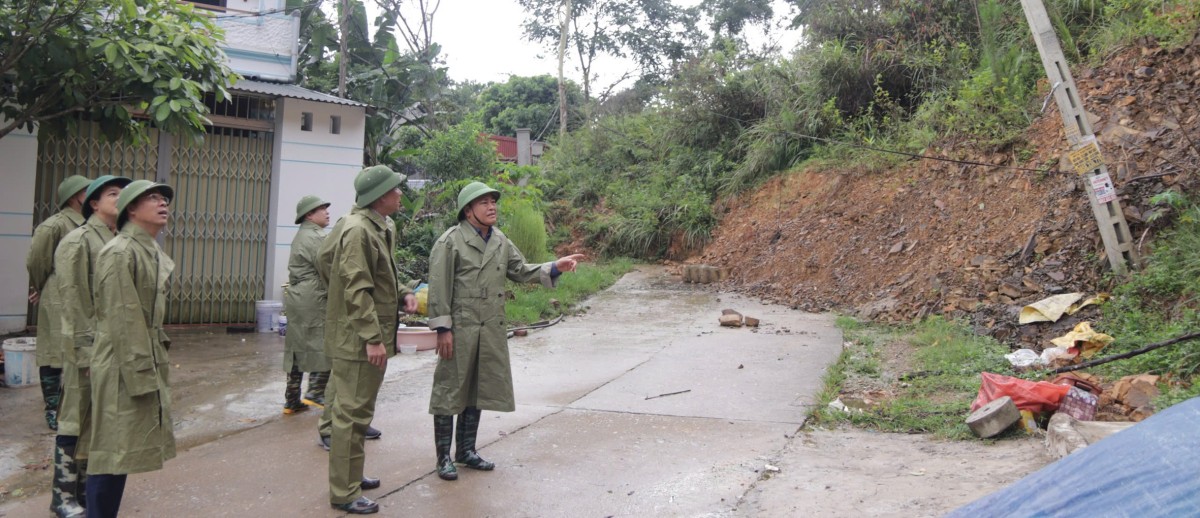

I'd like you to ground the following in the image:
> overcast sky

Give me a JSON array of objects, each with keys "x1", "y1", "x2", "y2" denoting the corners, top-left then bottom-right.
[{"x1": 363, "y1": 0, "x2": 802, "y2": 89}]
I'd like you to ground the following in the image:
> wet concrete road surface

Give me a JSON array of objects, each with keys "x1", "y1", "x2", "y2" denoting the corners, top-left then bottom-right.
[{"x1": 0, "y1": 266, "x2": 841, "y2": 516}]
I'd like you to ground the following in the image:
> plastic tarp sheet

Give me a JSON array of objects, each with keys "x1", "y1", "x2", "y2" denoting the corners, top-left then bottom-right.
[{"x1": 948, "y1": 396, "x2": 1200, "y2": 517}]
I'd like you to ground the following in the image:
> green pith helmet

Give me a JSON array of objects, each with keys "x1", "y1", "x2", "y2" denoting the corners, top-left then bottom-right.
[
  {"x1": 456, "y1": 182, "x2": 501, "y2": 220},
  {"x1": 57, "y1": 175, "x2": 91, "y2": 209},
  {"x1": 82, "y1": 175, "x2": 134, "y2": 219},
  {"x1": 353, "y1": 165, "x2": 406, "y2": 207},
  {"x1": 294, "y1": 195, "x2": 331, "y2": 224},
  {"x1": 117, "y1": 180, "x2": 174, "y2": 217}
]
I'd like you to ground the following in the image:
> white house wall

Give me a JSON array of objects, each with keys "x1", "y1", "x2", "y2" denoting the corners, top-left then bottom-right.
[
  {"x1": 215, "y1": 1, "x2": 299, "y2": 82},
  {"x1": 0, "y1": 126, "x2": 39, "y2": 333},
  {"x1": 264, "y1": 98, "x2": 366, "y2": 302}
]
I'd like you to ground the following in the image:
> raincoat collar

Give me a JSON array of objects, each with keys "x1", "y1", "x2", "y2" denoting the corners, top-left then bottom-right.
[
  {"x1": 122, "y1": 222, "x2": 160, "y2": 253},
  {"x1": 85, "y1": 215, "x2": 116, "y2": 240},
  {"x1": 63, "y1": 207, "x2": 85, "y2": 226},
  {"x1": 353, "y1": 206, "x2": 390, "y2": 232},
  {"x1": 299, "y1": 220, "x2": 324, "y2": 232}
]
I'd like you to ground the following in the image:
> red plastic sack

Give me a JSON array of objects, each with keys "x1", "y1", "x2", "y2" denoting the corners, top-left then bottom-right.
[{"x1": 971, "y1": 372, "x2": 1072, "y2": 413}]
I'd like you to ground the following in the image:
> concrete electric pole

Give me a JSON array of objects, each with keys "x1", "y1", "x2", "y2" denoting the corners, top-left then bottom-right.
[{"x1": 1020, "y1": 0, "x2": 1140, "y2": 275}]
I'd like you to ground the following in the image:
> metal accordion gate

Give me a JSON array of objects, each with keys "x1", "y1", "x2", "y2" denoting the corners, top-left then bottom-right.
[{"x1": 33, "y1": 119, "x2": 273, "y2": 325}]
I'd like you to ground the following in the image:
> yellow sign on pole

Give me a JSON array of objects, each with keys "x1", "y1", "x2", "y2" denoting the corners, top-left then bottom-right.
[{"x1": 1068, "y1": 140, "x2": 1105, "y2": 175}]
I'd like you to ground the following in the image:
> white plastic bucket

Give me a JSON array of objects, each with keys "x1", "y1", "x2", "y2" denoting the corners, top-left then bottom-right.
[
  {"x1": 255, "y1": 300, "x2": 283, "y2": 333},
  {"x1": 2, "y1": 337, "x2": 38, "y2": 387}
]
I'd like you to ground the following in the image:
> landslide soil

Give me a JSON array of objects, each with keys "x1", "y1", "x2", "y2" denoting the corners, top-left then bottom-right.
[{"x1": 696, "y1": 35, "x2": 1200, "y2": 351}]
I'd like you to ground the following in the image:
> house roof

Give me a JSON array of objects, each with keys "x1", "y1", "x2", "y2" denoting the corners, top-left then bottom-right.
[{"x1": 231, "y1": 79, "x2": 369, "y2": 108}]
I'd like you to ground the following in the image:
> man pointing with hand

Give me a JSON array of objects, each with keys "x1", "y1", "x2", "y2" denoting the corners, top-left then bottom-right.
[{"x1": 426, "y1": 181, "x2": 584, "y2": 482}]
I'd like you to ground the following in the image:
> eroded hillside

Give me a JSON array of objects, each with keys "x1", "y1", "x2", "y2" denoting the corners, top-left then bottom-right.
[{"x1": 696, "y1": 35, "x2": 1200, "y2": 348}]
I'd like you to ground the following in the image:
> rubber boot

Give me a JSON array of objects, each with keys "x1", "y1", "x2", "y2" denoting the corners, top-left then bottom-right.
[
  {"x1": 434, "y1": 415, "x2": 457, "y2": 480},
  {"x1": 283, "y1": 368, "x2": 307, "y2": 415},
  {"x1": 303, "y1": 371, "x2": 329, "y2": 407},
  {"x1": 455, "y1": 407, "x2": 495, "y2": 471},
  {"x1": 50, "y1": 443, "x2": 85, "y2": 518},
  {"x1": 40, "y1": 366, "x2": 62, "y2": 431}
]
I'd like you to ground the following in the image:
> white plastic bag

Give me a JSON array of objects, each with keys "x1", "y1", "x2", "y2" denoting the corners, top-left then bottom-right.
[{"x1": 1005, "y1": 349, "x2": 1044, "y2": 369}]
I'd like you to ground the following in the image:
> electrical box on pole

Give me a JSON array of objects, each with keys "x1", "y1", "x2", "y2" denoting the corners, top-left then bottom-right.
[{"x1": 1020, "y1": 0, "x2": 1140, "y2": 275}]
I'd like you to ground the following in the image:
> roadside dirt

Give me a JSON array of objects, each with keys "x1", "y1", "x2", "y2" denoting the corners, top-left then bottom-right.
[
  {"x1": 737, "y1": 425, "x2": 1051, "y2": 517},
  {"x1": 695, "y1": 35, "x2": 1200, "y2": 354}
]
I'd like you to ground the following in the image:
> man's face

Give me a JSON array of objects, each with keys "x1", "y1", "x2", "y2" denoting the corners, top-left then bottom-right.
[
  {"x1": 375, "y1": 187, "x2": 402, "y2": 216},
  {"x1": 92, "y1": 185, "x2": 122, "y2": 220},
  {"x1": 128, "y1": 190, "x2": 171, "y2": 227},
  {"x1": 307, "y1": 206, "x2": 330, "y2": 228},
  {"x1": 467, "y1": 194, "x2": 499, "y2": 227}
]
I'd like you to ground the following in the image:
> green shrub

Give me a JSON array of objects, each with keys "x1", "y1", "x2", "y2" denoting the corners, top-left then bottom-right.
[
  {"x1": 416, "y1": 120, "x2": 496, "y2": 182},
  {"x1": 500, "y1": 197, "x2": 552, "y2": 263}
]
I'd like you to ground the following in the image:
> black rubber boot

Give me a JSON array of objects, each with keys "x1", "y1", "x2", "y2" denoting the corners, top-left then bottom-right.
[
  {"x1": 434, "y1": 415, "x2": 457, "y2": 481},
  {"x1": 50, "y1": 442, "x2": 85, "y2": 518},
  {"x1": 455, "y1": 407, "x2": 495, "y2": 471},
  {"x1": 40, "y1": 366, "x2": 62, "y2": 431}
]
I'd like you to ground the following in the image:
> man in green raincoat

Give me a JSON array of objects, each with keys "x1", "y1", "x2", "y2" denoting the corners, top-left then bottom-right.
[
  {"x1": 282, "y1": 195, "x2": 333, "y2": 415},
  {"x1": 26, "y1": 174, "x2": 90, "y2": 430},
  {"x1": 50, "y1": 175, "x2": 131, "y2": 518},
  {"x1": 86, "y1": 180, "x2": 176, "y2": 518},
  {"x1": 321, "y1": 165, "x2": 417, "y2": 514},
  {"x1": 427, "y1": 182, "x2": 583, "y2": 481}
]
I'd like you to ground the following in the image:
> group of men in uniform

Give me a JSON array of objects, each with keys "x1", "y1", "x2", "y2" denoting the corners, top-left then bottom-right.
[
  {"x1": 26, "y1": 165, "x2": 583, "y2": 516},
  {"x1": 28, "y1": 175, "x2": 178, "y2": 518},
  {"x1": 287, "y1": 166, "x2": 583, "y2": 514}
]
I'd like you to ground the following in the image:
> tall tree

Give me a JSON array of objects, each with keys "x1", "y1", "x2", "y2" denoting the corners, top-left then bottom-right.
[
  {"x1": 702, "y1": 0, "x2": 774, "y2": 38},
  {"x1": 478, "y1": 75, "x2": 583, "y2": 138},
  {"x1": 0, "y1": 0, "x2": 237, "y2": 143},
  {"x1": 518, "y1": 0, "x2": 704, "y2": 100},
  {"x1": 295, "y1": 0, "x2": 447, "y2": 168}
]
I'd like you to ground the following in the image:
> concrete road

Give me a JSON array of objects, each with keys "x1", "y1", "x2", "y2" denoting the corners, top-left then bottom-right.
[{"x1": 0, "y1": 266, "x2": 841, "y2": 516}]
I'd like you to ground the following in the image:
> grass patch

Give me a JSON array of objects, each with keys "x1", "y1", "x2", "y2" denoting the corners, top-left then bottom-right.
[
  {"x1": 505, "y1": 258, "x2": 634, "y2": 325},
  {"x1": 1094, "y1": 202, "x2": 1200, "y2": 409},
  {"x1": 810, "y1": 316, "x2": 1012, "y2": 440}
]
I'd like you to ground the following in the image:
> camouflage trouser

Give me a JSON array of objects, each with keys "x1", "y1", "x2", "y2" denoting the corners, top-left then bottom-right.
[
  {"x1": 40, "y1": 366, "x2": 62, "y2": 430},
  {"x1": 285, "y1": 367, "x2": 329, "y2": 407}
]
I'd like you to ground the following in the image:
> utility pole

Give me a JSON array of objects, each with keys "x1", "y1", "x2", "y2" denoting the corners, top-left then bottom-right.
[
  {"x1": 1020, "y1": 0, "x2": 1139, "y2": 275},
  {"x1": 557, "y1": 0, "x2": 571, "y2": 140},
  {"x1": 338, "y1": 0, "x2": 349, "y2": 98}
]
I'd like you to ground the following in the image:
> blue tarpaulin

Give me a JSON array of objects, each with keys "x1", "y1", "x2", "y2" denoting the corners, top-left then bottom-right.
[{"x1": 948, "y1": 396, "x2": 1200, "y2": 517}]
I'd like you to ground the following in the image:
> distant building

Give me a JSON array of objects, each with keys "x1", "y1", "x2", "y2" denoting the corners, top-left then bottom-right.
[
  {"x1": 0, "y1": 0, "x2": 368, "y2": 330},
  {"x1": 485, "y1": 129, "x2": 547, "y2": 165}
]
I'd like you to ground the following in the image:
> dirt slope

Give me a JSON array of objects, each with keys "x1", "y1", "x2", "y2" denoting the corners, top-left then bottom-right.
[{"x1": 696, "y1": 35, "x2": 1200, "y2": 348}]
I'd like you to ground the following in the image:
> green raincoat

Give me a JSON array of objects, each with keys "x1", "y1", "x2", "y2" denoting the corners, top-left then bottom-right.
[
  {"x1": 427, "y1": 221, "x2": 555, "y2": 415},
  {"x1": 53, "y1": 216, "x2": 116, "y2": 452},
  {"x1": 27, "y1": 208, "x2": 85, "y2": 367},
  {"x1": 284, "y1": 221, "x2": 331, "y2": 372},
  {"x1": 88, "y1": 224, "x2": 176, "y2": 475},
  {"x1": 318, "y1": 207, "x2": 411, "y2": 358}
]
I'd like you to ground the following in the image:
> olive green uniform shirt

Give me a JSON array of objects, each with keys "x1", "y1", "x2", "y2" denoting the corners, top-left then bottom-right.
[
  {"x1": 427, "y1": 221, "x2": 555, "y2": 415},
  {"x1": 53, "y1": 216, "x2": 116, "y2": 446},
  {"x1": 284, "y1": 221, "x2": 331, "y2": 372},
  {"x1": 27, "y1": 208, "x2": 85, "y2": 367},
  {"x1": 88, "y1": 224, "x2": 176, "y2": 475},
  {"x1": 318, "y1": 206, "x2": 412, "y2": 359}
]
